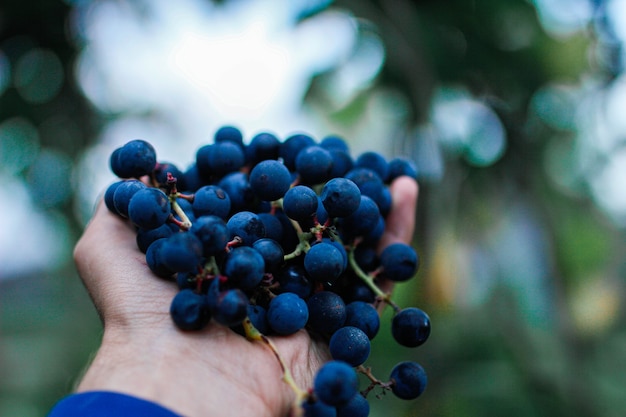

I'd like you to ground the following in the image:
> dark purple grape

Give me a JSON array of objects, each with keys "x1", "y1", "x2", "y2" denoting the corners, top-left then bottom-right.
[
  {"x1": 218, "y1": 172, "x2": 257, "y2": 214},
  {"x1": 337, "y1": 196, "x2": 381, "y2": 240},
  {"x1": 328, "y1": 150, "x2": 354, "y2": 178},
  {"x1": 295, "y1": 145, "x2": 334, "y2": 185},
  {"x1": 282, "y1": 185, "x2": 318, "y2": 222},
  {"x1": 170, "y1": 289, "x2": 211, "y2": 331},
  {"x1": 345, "y1": 301, "x2": 380, "y2": 340},
  {"x1": 389, "y1": 361, "x2": 427, "y2": 400},
  {"x1": 247, "y1": 304, "x2": 269, "y2": 334},
  {"x1": 214, "y1": 125, "x2": 244, "y2": 149},
  {"x1": 112, "y1": 179, "x2": 147, "y2": 218},
  {"x1": 313, "y1": 361, "x2": 358, "y2": 406},
  {"x1": 226, "y1": 211, "x2": 266, "y2": 246},
  {"x1": 136, "y1": 223, "x2": 174, "y2": 253},
  {"x1": 379, "y1": 243, "x2": 419, "y2": 282},
  {"x1": 104, "y1": 180, "x2": 124, "y2": 213},
  {"x1": 267, "y1": 292, "x2": 309, "y2": 335},
  {"x1": 301, "y1": 399, "x2": 337, "y2": 417},
  {"x1": 306, "y1": 291, "x2": 346, "y2": 336},
  {"x1": 210, "y1": 288, "x2": 249, "y2": 327},
  {"x1": 249, "y1": 159, "x2": 292, "y2": 201},
  {"x1": 279, "y1": 133, "x2": 315, "y2": 171},
  {"x1": 329, "y1": 326, "x2": 370, "y2": 367},
  {"x1": 128, "y1": 187, "x2": 171, "y2": 230},
  {"x1": 335, "y1": 393, "x2": 369, "y2": 417},
  {"x1": 223, "y1": 246, "x2": 265, "y2": 290},
  {"x1": 320, "y1": 178, "x2": 361, "y2": 218},
  {"x1": 276, "y1": 263, "x2": 315, "y2": 299},
  {"x1": 181, "y1": 163, "x2": 203, "y2": 192},
  {"x1": 154, "y1": 161, "x2": 186, "y2": 190},
  {"x1": 208, "y1": 141, "x2": 245, "y2": 176},
  {"x1": 192, "y1": 185, "x2": 231, "y2": 220},
  {"x1": 190, "y1": 215, "x2": 230, "y2": 257},
  {"x1": 245, "y1": 132, "x2": 280, "y2": 166},
  {"x1": 257, "y1": 213, "x2": 284, "y2": 242},
  {"x1": 355, "y1": 151, "x2": 389, "y2": 182},
  {"x1": 392, "y1": 307, "x2": 431, "y2": 347},
  {"x1": 304, "y1": 242, "x2": 345, "y2": 284},
  {"x1": 387, "y1": 157, "x2": 418, "y2": 182},
  {"x1": 320, "y1": 135, "x2": 349, "y2": 153},
  {"x1": 145, "y1": 238, "x2": 175, "y2": 279},
  {"x1": 160, "y1": 232, "x2": 204, "y2": 273},
  {"x1": 110, "y1": 139, "x2": 157, "y2": 178},
  {"x1": 252, "y1": 238, "x2": 284, "y2": 272}
]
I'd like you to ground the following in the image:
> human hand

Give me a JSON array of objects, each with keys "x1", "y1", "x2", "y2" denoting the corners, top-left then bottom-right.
[{"x1": 72, "y1": 175, "x2": 418, "y2": 417}]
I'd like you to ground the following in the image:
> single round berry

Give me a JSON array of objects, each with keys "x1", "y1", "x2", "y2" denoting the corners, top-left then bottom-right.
[
  {"x1": 313, "y1": 361, "x2": 358, "y2": 406},
  {"x1": 329, "y1": 326, "x2": 371, "y2": 367},
  {"x1": 267, "y1": 292, "x2": 309, "y2": 335},
  {"x1": 392, "y1": 307, "x2": 431, "y2": 347},
  {"x1": 379, "y1": 243, "x2": 419, "y2": 282},
  {"x1": 389, "y1": 361, "x2": 427, "y2": 400},
  {"x1": 249, "y1": 159, "x2": 292, "y2": 201}
]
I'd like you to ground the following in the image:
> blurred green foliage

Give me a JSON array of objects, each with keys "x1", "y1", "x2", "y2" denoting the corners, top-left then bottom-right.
[{"x1": 1, "y1": 1, "x2": 625, "y2": 417}]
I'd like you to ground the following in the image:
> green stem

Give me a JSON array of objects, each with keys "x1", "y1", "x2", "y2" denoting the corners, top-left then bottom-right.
[
  {"x1": 348, "y1": 244, "x2": 400, "y2": 312},
  {"x1": 242, "y1": 318, "x2": 308, "y2": 414}
]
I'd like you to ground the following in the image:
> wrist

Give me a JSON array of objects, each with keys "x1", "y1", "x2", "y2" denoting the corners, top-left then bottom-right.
[{"x1": 76, "y1": 324, "x2": 281, "y2": 417}]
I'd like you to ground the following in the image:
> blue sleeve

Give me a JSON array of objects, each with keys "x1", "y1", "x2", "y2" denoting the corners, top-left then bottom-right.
[{"x1": 47, "y1": 391, "x2": 183, "y2": 417}]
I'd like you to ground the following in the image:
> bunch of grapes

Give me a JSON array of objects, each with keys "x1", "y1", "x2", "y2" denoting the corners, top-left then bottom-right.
[{"x1": 104, "y1": 126, "x2": 430, "y2": 417}]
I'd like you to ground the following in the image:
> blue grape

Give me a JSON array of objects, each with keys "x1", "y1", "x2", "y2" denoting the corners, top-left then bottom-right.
[
  {"x1": 320, "y1": 135, "x2": 349, "y2": 153},
  {"x1": 344, "y1": 301, "x2": 380, "y2": 340},
  {"x1": 211, "y1": 288, "x2": 249, "y2": 327},
  {"x1": 223, "y1": 246, "x2": 265, "y2": 290},
  {"x1": 389, "y1": 361, "x2": 427, "y2": 400},
  {"x1": 160, "y1": 232, "x2": 204, "y2": 273},
  {"x1": 335, "y1": 393, "x2": 369, "y2": 417},
  {"x1": 257, "y1": 213, "x2": 284, "y2": 242},
  {"x1": 391, "y1": 307, "x2": 431, "y2": 347},
  {"x1": 170, "y1": 289, "x2": 211, "y2": 331},
  {"x1": 328, "y1": 150, "x2": 354, "y2": 178},
  {"x1": 154, "y1": 161, "x2": 186, "y2": 190},
  {"x1": 337, "y1": 196, "x2": 381, "y2": 239},
  {"x1": 110, "y1": 139, "x2": 157, "y2": 178},
  {"x1": 304, "y1": 242, "x2": 345, "y2": 284},
  {"x1": 306, "y1": 291, "x2": 346, "y2": 336},
  {"x1": 387, "y1": 157, "x2": 418, "y2": 182},
  {"x1": 355, "y1": 151, "x2": 389, "y2": 182},
  {"x1": 226, "y1": 211, "x2": 266, "y2": 246},
  {"x1": 218, "y1": 172, "x2": 257, "y2": 214},
  {"x1": 128, "y1": 187, "x2": 171, "y2": 230},
  {"x1": 252, "y1": 238, "x2": 284, "y2": 272},
  {"x1": 379, "y1": 243, "x2": 419, "y2": 282},
  {"x1": 104, "y1": 180, "x2": 124, "y2": 213},
  {"x1": 295, "y1": 145, "x2": 334, "y2": 185},
  {"x1": 112, "y1": 179, "x2": 147, "y2": 218},
  {"x1": 267, "y1": 292, "x2": 309, "y2": 335},
  {"x1": 302, "y1": 399, "x2": 337, "y2": 417},
  {"x1": 282, "y1": 185, "x2": 318, "y2": 222},
  {"x1": 247, "y1": 304, "x2": 269, "y2": 334},
  {"x1": 145, "y1": 238, "x2": 175, "y2": 279},
  {"x1": 245, "y1": 132, "x2": 280, "y2": 166},
  {"x1": 207, "y1": 141, "x2": 245, "y2": 176},
  {"x1": 190, "y1": 215, "x2": 230, "y2": 257},
  {"x1": 279, "y1": 133, "x2": 315, "y2": 171},
  {"x1": 249, "y1": 160, "x2": 292, "y2": 201},
  {"x1": 313, "y1": 361, "x2": 358, "y2": 406},
  {"x1": 136, "y1": 223, "x2": 174, "y2": 253},
  {"x1": 276, "y1": 263, "x2": 315, "y2": 299},
  {"x1": 214, "y1": 125, "x2": 244, "y2": 149},
  {"x1": 320, "y1": 178, "x2": 361, "y2": 218},
  {"x1": 192, "y1": 185, "x2": 231, "y2": 220},
  {"x1": 329, "y1": 326, "x2": 370, "y2": 367}
]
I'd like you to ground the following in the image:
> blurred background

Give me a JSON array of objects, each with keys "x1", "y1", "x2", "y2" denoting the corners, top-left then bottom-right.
[{"x1": 1, "y1": 0, "x2": 625, "y2": 416}]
